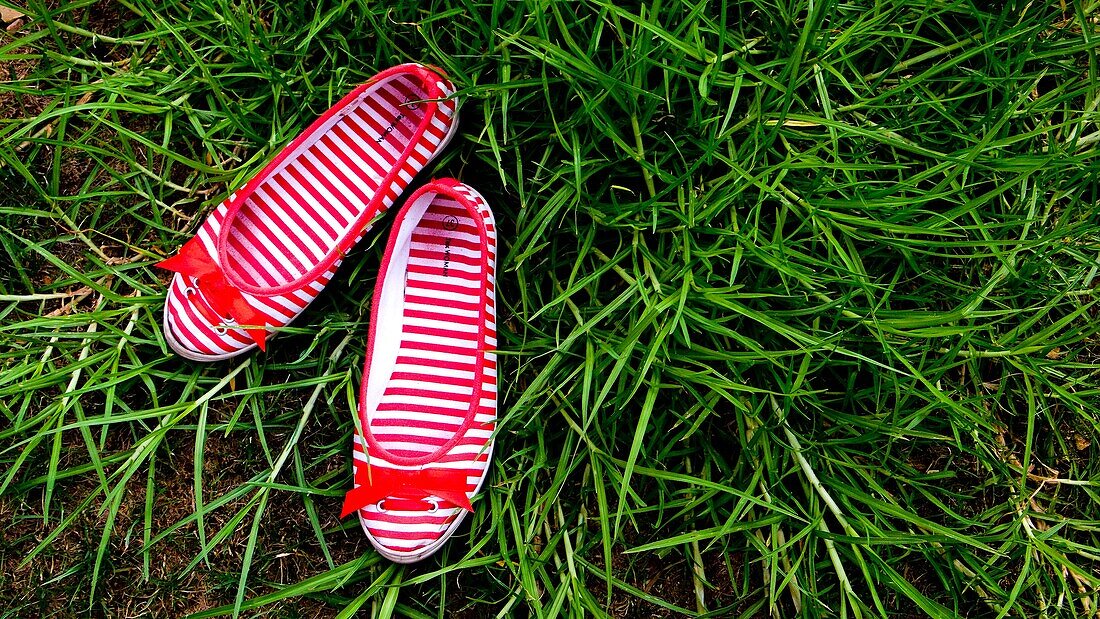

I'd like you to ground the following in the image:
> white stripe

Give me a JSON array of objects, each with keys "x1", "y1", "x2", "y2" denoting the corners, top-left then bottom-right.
[
  {"x1": 300, "y1": 153, "x2": 365, "y2": 223},
  {"x1": 413, "y1": 227, "x2": 484, "y2": 247},
  {"x1": 291, "y1": 287, "x2": 317, "y2": 306},
  {"x1": 403, "y1": 287, "x2": 481, "y2": 306},
  {"x1": 383, "y1": 379, "x2": 474, "y2": 396},
  {"x1": 374, "y1": 440, "x2": 437, "y2": 453},
  {"x1": 441, "y1": 442, "x2": 497, "y2": 456},
  {"x1": 400, "y1": 331, "x2": 479, "y2": 349},
  {"x1": 254, "y1": 293, "x2": 303, "y2": 319},
  {"x1": 403, "y1": 300, "x2": 479, "y2": 319},
  {"x1": 430, "y1": 114, "x2": 450, "y2": 135},
  {"x1": 391, "y1": 348, "x2": 477, "y2": 366},
  {"x1": 364, "y1": 534, "x2": 436, "y2": 550},
  {"x1": 197, "y1": 227, "x2": 219, "y2": 258},
  {"x1": 363, "y1": 522, "x2": 453, "y2": 535},
  {"x1": 413, "y1": 142, "x2": 434, "y2": 161}
]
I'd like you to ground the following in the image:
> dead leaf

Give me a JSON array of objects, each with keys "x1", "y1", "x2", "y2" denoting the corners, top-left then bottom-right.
[
  {"x1": 1076, "y1": 434, "x2": 1091, "y2": 451},
  {"x1": 1046, "y1": 347, "x2": 1063, "y2": 360},
  {"x1": 0, "y1": 6, "x2": 25, "y2": 23}
]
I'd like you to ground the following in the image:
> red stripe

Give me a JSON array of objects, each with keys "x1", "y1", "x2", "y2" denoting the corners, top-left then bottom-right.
[
  {"x1": 167, "y1": 302, "x2": 219, "y2": 355},
  {"x1": 431, "y1": 452, "x2": 491, "y2": 464},
  {"x1": 400, "y1": 339, "x2": 480, "y2": 358},
  {"x1": 316, "y1": 132, "x2": 379, "y2": 192},
  {"x1": 406, "y1": 263, "x2": 482, "y2": 281},
  {"x1": 372, "y1": 432, "x2": 447, "y2": 447},
  {"x1": 365, "y1": 511, "x2": 451, "y2": 525},
  {"x1": 173, "y1": 290, "x2": 248, "y2": 349}
]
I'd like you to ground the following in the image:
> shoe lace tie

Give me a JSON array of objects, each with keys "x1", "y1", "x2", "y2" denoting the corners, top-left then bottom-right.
[
  {"x1": 157, "y1": 237, "x2": 269, "y2": 350},
  {"x1": 341, "y1": 464, "x2": 473, "y2": 517}
]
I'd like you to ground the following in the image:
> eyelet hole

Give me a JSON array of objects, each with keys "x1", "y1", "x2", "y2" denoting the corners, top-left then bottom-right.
[
  {"x1": 426, "y1": 499, "x2": 440, "y2": 513},
  {"x1": 183, "y1": 286, "x2": 197, "y2": 297},
  {"x1": 214, "y1": 325, "x2": 228, "y2": 336},
  {"x1": 375, "y1": 500, "x2": 387, "y2": 512}
]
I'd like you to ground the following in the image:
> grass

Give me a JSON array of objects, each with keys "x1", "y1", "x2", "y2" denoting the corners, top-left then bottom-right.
[{"x1": 1, "y1": 0, "x2": 1099, "y2": 616}]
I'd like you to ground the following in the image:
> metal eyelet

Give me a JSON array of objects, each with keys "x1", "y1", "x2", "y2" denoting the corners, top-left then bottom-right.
[
  {"x1": 183, "y1": 286, "x2": 197, "y2": 297},
  {"x1": 425, "y1": 498, "x2": 440, "y2": 513},
  {"x1": 214, "y1": 316, "x2": 236, "y2": 336},
  {"x1": 375, "y1": 499, "x2": 387, "y2": 512}
]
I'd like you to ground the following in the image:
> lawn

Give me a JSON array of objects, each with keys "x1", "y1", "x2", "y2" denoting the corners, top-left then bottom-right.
[{"x1": 2, "y1": 0, "x2": 1100, "y2": 617}]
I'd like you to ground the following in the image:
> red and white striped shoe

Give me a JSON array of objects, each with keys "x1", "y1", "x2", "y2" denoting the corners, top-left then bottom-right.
[
  {"x1": 159, "y1": 63, "x2": 459, "y2": 361},
  {"x1": 341, "y1": 179, "x2": 497, "y2": 563}
]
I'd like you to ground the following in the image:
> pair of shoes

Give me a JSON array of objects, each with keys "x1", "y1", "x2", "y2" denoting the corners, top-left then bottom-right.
[{"x1": 157, "y1": 64, "x2": 496, "y2": 563}]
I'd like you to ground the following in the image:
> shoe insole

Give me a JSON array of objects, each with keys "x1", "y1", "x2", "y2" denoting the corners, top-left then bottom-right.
[
  {"x1": 224, "y1": 75, "x2": 435, "y2": 288},
  {"x1": 369, "y1": 196, "x2": 486, "y2": 459}
]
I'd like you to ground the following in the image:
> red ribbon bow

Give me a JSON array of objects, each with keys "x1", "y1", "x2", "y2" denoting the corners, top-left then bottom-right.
[
  {"x1": 157, "y1": 237, "x2": 268, "y2": 350},
  {"x1": 341, "y1": 465, "x2": 473, "y2": 517}
]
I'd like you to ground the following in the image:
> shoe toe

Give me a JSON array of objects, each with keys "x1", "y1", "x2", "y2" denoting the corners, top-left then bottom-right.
[
  {"x1": 163, "y1": 273, "x2": 258, "y2": 361},
  {"x1": 357, "y1": 502, "x2": 468, "y2": 563}
]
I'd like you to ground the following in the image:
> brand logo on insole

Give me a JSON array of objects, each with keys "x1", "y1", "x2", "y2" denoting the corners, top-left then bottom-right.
[
  {"x1": 375, "y1": 96, "x2": 421, "y2": 143},
  {"x1": 442, "y1": 216, "x2": 457, "y2": 276},
  {"x1": 375, "y1": 124, "x2": 395, "y2": 143}
]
